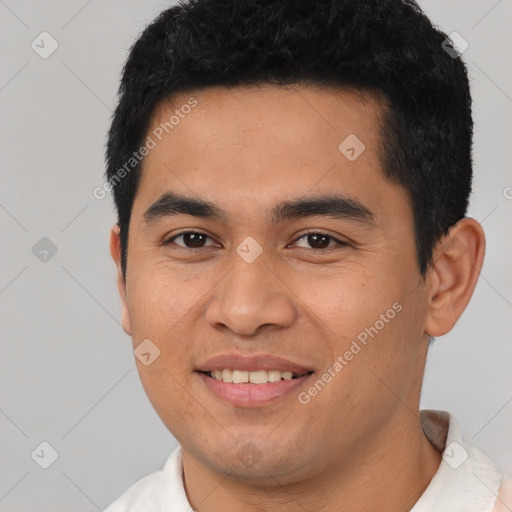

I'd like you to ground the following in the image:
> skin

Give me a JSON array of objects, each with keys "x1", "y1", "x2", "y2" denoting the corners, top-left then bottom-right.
[{"x1": 110, "y1": 84, "x2": 485, "y2": 511}]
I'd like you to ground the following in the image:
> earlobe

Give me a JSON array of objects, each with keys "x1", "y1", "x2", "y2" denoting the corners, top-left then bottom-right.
[
  {"x1": 424, "y1": 218, "x2": 486, "y2": 337},
  {"x1": 109, "y1": 224, "x2": 132, "y2": 336}
]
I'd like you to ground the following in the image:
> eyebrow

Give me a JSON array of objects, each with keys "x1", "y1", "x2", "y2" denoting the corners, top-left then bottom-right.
[{"x1": 143, "y1": 191, "x2": 375, "y2": 227}]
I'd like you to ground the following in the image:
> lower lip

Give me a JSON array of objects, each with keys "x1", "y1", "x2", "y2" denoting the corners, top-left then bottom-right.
[{"x1": 197, "y1": 372, "x2": 314, "y2": 407}]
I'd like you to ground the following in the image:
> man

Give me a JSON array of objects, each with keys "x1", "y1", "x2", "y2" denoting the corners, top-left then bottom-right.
[{"x1": 103, "y1": 0, "x2": 511, "y2": 510}]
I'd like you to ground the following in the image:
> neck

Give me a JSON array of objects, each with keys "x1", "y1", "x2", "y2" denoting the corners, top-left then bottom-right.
[{"x1": 181, "y1": 410, "x2": 442, "y2": 512}]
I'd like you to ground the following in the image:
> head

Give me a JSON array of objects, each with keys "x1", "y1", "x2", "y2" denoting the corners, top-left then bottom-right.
[{"x1": 106, "y1": 0, "x2": 484, "y2": 487}]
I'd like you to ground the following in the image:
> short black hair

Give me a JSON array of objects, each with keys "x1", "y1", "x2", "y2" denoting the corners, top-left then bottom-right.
[{"x1": 105, "y1": 0, "x2": 473, "y2": 281}]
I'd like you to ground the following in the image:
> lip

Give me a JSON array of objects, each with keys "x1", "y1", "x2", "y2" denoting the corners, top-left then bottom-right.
[
  {"x1": 196, "y1": 353, "x2": 313, "y2": 373},
  {"x1": 197, "y1": 371, "x2": 314, "y2": 407},
  {"x1": 196, "y1": 353, "x2": 315, "y2": 408}
]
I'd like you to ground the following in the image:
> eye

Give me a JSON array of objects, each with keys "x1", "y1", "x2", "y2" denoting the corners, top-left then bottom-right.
[
  {"x1": 164, "y1": 231, "x2": 217, "y2": 250},
  {"x1": 290, "y1": 231, "x2": 348, "y2": 251},
  {"x1": 164, "y1": 230, "x2": 348, "y2": 252}
]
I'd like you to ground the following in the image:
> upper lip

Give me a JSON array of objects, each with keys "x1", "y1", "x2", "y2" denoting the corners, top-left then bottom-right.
[{"x1": 196, "y1": 353, "x2": 314, "y2": 374}]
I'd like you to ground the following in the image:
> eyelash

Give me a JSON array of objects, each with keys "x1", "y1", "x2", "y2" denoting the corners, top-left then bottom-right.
[{"x1": 163, "y1": 230, "x2": 348, "y2": 252}]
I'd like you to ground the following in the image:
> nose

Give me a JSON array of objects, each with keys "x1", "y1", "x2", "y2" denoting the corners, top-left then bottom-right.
[{"x1": 204, "y1": 251, "x2": 297, "y2": 337}]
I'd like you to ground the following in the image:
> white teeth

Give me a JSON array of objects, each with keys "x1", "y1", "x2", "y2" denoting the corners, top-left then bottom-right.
[
  {"x1": 209, "y1": 369, "x2": 306, "y2": 384},
  {"x1": 222, "y1": 369, "x2": 233, "y2": 383},
  {"x1": 267, "y1": 370, "x2": 282, "y2": 383},
  {"x1": 232, "y1": 370, "x2": 249, "y2": 383},
  {"x1": 249, "y1": 370, "x2": 268, "y2": 384}
]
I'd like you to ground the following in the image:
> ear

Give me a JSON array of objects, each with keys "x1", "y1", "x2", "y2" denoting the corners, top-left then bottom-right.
[
  {"x1": 109, "y1": 224, "x2": 132, "y2": 336},
  {"x1": 424, "y1": 218, "x2": 486, "y2": 337}
]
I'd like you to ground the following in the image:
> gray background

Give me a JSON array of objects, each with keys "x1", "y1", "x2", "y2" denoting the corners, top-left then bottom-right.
[{"x1": 0, "y1": 1, "x2": 510, "y2": 510}]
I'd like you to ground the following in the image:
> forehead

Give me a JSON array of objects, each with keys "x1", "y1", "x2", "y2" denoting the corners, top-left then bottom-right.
[
  {"x1": 150, "y1": 84, "x2": 386, "y2": 152},
  {"x1": 133, "y1": 84, "x2": 408, "y2": 225}
]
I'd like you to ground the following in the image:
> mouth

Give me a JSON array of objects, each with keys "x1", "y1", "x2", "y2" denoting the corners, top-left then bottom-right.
[
  {"x1": 195, "y1": 353, "x2": 315, "y2": 407},
  {"x1": 199, "y1": 369, "x2": 313, "y2": 384},
  {"x1": 196, "y1": 368, "x2": 315, "y2": 407}
]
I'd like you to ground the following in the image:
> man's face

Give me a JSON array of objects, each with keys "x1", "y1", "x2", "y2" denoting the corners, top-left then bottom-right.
[{"x1": 113, "y1": 85, "x2": 433, "y2": 483}]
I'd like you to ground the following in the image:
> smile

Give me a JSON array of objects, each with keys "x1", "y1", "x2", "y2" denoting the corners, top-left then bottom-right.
[
  {"x1": 197, "y1": 370, "x2": 314, "y2": 407},
  {"x1": 205, "y1": 369, "x2": 311, "y2": 384}
]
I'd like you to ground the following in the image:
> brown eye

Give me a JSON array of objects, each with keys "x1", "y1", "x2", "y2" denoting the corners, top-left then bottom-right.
[
  {"x1": 165, "y1": 231, "x2": 216, "y2": 249},
  {"x1": 292, "y1": 232, "x2": 347, "y2": 251},
  {"x1": 304, "y1": 233, "x2": 330, "y2": 249}
]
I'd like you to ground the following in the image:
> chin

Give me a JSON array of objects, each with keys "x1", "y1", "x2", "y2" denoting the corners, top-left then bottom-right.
[{"x1": 191, "y1": 438, "x2": 316, "y2": 485}]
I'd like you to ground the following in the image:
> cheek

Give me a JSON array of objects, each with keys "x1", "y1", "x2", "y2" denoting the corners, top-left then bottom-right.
[
  {"x1": 299, "y1": 265, "x2": 400, "y2": 346},
  {"x1": 126, "y1": 264, "x2": 203, "y2": 342},
  {"x1": 136, "y1": 360, "x2": 197, "y2": 435}
]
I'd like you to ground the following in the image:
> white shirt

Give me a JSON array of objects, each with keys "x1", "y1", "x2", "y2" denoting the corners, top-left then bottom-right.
[{"x1": 103, "y1": 409, "x2": 512, "y2": 511}]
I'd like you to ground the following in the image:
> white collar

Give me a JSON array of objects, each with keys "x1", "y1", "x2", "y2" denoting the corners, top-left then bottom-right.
[{"x1": 411, "y1": 409, "x2": 504, "y2": 511}]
